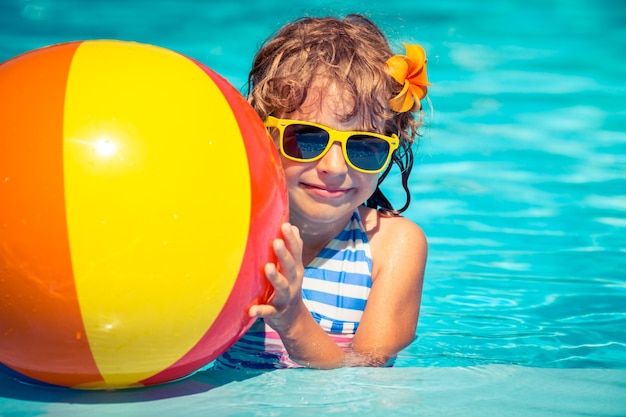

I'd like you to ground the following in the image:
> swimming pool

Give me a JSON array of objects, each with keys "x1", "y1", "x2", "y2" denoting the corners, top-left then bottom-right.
[{"x1": 1, "y1": 0, "x2": 625, "y2": 415}]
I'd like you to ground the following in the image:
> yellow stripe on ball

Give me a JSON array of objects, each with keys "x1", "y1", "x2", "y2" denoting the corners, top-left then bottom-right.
[{"x1": 62, "y1": 40, "x2": 250, "y2": 386}]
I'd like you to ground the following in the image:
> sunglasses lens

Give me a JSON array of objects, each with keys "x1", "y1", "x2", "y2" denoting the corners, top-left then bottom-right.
[
  {"x1": 283, "y1": 124, "x2": 330, "y2": 159},
  {"x1": 346, "y1": 135, "x2": 390, "y2": 171}
]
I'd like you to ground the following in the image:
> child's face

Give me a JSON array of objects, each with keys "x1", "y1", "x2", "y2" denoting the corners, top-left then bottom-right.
[{"x1": 278, "y1": 81, "x2": 380, "y2": 226}]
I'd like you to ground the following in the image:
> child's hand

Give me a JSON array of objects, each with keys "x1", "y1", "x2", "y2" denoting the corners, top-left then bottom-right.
[{"x1": 248, "y1": 222, "x2": 307, "y2": 332}]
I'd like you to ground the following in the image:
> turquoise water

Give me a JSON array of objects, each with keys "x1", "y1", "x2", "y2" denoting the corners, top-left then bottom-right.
[{"x1": 1, "y1": 0, "x2": 625, "y2": 416}]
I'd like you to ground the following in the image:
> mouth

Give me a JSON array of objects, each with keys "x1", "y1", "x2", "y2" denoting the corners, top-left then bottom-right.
[{"x1": 301, "y1": 183, "x2": 351, "y2": 198}]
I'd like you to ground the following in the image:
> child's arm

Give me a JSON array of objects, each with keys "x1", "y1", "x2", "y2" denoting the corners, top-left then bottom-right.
[
  {"x1": 350, "y1": 215, "x2": 427, "y2": 365},
  {"x1": 249, "y1": 218, "x2": 427, "y2": 368}
]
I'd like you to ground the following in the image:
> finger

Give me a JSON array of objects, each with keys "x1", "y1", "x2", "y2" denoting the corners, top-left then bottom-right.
[
  {"x1": 280, "y1": 223, "x2": 303, "y2": 259},
  {"x1": 264, "y1": 261, "x2": 289, "y2": 307},
  {"x1": 265, "y1": 260, "x2": 292, "y2": 290},
  {"x1": 272, "y1": 238, "x2": 299, "y2": 284},
  {"x1": 248, "y1": 304, "x2": 277, "y2": 318}
]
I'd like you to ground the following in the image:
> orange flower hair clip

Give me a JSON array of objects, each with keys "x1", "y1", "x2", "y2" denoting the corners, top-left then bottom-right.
[{"x1": 387, "y1": 43, "x2": 431, "y2": 113}]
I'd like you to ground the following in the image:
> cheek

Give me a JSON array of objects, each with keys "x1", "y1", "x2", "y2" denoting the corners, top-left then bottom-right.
[
  {"x1": 358, "y1": 172, "x2": 380, "y2": 195},
  {"x1": 345, "y1": 171, "x2": 380, "y2": 203},
  {"x1": 280, "y1": 157, "x2": 306, "y2": 187}
]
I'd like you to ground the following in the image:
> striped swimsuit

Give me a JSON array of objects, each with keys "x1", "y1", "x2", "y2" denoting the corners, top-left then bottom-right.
[{"x1": 213, "y1": 209, "x2": 373, "y2": 369}]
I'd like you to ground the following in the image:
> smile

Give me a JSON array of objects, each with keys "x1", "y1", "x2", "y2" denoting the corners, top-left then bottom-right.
[{"x1": 302, "y1": 183, "x2": 351, "y2": 198}]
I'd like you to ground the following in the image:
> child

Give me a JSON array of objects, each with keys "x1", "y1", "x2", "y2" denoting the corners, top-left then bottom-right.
[{"x1": 215, "y1": 14, "x2": 429, "y2": 369}]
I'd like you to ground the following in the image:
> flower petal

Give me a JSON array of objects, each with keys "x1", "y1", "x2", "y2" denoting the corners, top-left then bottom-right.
[
  {"x1": 409, "y1": 84, "x2": 427, "y2": 108},
  {"x1": 386, "y1": 55, "x2": 409, "y2": 84},
  {"x1": 404, "y1": 43, "x2": 427, "y2": 70},
  {"x1": 389, "y1": 81, "x2": 415, "y2": 113}
]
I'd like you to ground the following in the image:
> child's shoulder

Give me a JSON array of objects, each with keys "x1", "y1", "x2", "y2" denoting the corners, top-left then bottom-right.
[
  {"x1": 357, "y1": 205, "x2": 427, "y2": 246},
  {"x1": 358, "y1": 205, "x2": 427, "y2": 281}
]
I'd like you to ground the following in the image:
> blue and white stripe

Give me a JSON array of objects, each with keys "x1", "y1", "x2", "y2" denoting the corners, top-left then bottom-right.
[{"x1": 303, "y1": 210, "x2": 372, "y2": 334}]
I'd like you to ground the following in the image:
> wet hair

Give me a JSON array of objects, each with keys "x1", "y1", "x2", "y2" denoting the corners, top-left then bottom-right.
[{"x1": 247, "y1": 14, "x2": 426, "y2": 215}]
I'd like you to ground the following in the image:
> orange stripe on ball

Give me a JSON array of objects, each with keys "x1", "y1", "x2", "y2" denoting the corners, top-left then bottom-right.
[{"x1": 0, "y1": 41, "x2": 103, "y2": 387}]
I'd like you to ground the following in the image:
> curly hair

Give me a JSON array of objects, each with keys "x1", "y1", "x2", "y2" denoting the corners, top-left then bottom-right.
[{"x1": 247, "y1": 14, "x2": 427, "y2": 215}]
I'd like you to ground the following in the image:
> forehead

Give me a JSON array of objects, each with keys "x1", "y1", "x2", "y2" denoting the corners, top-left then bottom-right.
[
  {"x1": 290, "y1": 78, "x2": 373, "y2": 130},
  {"x1": 302, "y1": 79, "x2": 353, "y2": 113}
]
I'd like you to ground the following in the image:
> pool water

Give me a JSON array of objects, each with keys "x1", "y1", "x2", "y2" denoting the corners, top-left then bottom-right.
[{"x1": 1, "y1": 0, "x2": 625, "y2": 416}]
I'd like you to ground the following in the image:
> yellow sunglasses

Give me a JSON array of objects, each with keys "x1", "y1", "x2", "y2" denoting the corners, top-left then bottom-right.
[{"x1": 265, "y1": 116, "x2": 399, "y2": 174}]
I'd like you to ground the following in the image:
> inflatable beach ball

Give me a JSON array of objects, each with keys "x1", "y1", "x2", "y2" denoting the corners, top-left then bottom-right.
[{"x1": 0, "y1": 40, "x2": 287, "y2": 389}]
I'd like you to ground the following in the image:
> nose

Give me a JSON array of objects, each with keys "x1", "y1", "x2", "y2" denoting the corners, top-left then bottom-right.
[{"x1": 316, "y1": 142, "x2": 348, "y2": 175}]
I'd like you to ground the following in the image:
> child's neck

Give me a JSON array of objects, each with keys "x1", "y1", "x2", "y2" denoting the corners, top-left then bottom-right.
[{"x1": 291, "y1": 211, "x2": 353, "y2": 266}]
